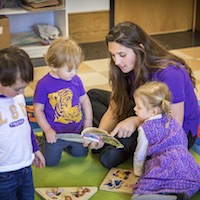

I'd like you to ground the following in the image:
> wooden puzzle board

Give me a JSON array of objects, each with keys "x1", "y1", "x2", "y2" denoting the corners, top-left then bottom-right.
[
  {"x1": 35, "y1": 187, "x2": 98, "y2": 200},
  {"x1": 100, "y1": 168, "x2": 138, "y2": 194}
]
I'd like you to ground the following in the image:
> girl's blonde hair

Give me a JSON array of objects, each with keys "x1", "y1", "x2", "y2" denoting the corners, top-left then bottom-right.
[
  {"x1": 45, "y1": 38, "x2": 84, "y2": 69},
  {"x1": 134, "y1": 81, "x2": 172, "y2": 119}
]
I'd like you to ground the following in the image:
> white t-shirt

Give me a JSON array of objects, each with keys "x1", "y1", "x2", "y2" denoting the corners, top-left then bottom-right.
[{"x1": 0, "y1": 94, "x2": 34, "y2": 172}]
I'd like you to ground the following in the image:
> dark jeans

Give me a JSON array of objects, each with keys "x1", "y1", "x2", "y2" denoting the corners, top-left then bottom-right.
[
  {"x1": 87, "y1": 88, "x2": 138, "y2": 169},
  {"x1": 188, "y1": 131, "x2": 197, "y2": 149},
  {"x1": 43, "y1": 137, "x2": 88, "y2": 166},
  {"x1": 87, "y1": 88, "x2": 111, "y2": 128},
  {"x1": 0, "y1": 166, "x2": 34, "y2": 200},
  {"x1": 98, "y1": 131, "x2": 138, "y2": 169}
]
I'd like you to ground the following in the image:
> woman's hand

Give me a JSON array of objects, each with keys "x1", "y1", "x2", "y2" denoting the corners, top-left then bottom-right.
[{"x1": 110, "y1": 116, "x2": 141, "y2": 138}]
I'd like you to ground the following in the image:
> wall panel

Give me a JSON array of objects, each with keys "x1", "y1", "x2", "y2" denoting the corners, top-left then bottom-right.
[
  {"x1": 69, "y1": 11, "x2": 109, "y2": 43},
  {"x1": 114, "y1": 0, "x2": 195, "y2": 34}
]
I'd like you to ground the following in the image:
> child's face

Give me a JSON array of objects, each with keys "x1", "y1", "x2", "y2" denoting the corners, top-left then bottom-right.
[
  {"x1": 51, "y1": 65, "x2": 77, "y2": 81},
  {"x1": 0, "y1": 79, "x2": 28, "y2": 98},
  {"x1": 134, "y1": 97, "x2": 154, "y2": 121}
]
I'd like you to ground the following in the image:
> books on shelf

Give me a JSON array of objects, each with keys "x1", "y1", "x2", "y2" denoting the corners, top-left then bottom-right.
[
  {"x1": 21, "y1": 0, "x2": 65, "y2": 11},
  {"x1": 22, "y1": 0, "x2": 59, "y2": 9}
]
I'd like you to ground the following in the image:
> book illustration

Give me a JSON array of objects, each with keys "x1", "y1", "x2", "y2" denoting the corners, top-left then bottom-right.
[
  {"x1": 35, "y1": 186, "x2": 98, "y2": 200},
  {"x1": 55, "y1": 127, "x2": 124, "y2": 148},
  {"x1": 82, "y1": 127, "x2": 124, "y2": 148},
  {"x1": 100, "y1": 168, "x2": 138, "y2": 194}
]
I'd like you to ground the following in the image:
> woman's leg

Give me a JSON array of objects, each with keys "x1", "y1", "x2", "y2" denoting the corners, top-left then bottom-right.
[
  {"x1": 187, "y1": 131, "x2": 197, "y2": 149},
  {"x1": 88, "y1": 89, "x2": 138, "y2": 168},
  {"x1": 87, "y1": 89, "x2": 111, "y2": 127},
  {"x1": 99, "y1": 131, "x2": 138, "y2": 169}
]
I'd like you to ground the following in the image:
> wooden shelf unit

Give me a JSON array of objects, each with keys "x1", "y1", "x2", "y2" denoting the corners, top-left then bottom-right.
[{"x1": 0, "y1": 1, "x2": 68, "y2": 58}]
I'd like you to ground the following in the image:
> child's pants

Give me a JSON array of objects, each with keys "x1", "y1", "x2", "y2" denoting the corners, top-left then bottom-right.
[
  {"x1": 43, "y1": 138, "x2": 88, "y2": 166},
  {"x1": 0, "y1": 166, "x2": 34, "y2": 200}
]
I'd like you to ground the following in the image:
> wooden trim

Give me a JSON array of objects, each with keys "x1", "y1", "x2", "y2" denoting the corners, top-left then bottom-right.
[
  {"x1": 150, "y1": 29, "x2": 192, "y2": 36},
  {"x1": 193, "y1": 0, "x2": 197, "y2": 32},
  {"x1": 195, "y1": 0, "x2": 200, "y2": 32}
]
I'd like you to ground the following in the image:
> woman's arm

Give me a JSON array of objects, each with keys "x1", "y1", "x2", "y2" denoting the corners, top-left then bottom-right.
[
  {"x1": 171, "y1": 101, "x2": 184, "y2": 126},
  {"x1": 99, "y1": 105, "x2": 118, "y2": 132},
  {"x1": 110, "y1": 116, "x2": 142, "y2": 138},
  {"x1": 86, "y1": 106, "x2": 142, "y2": 149}
]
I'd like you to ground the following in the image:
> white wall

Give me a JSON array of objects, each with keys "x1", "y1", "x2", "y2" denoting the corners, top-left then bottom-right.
[{"x1": 66, "y1": 0, "x2": 110, "y2": 13}]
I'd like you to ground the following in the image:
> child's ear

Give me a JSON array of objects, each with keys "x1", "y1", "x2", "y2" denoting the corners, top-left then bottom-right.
[
  {"x1": 150, "y1": 107, "x2": 158, "y2": 117},
  {"x1": 50, "y1": 64, "x2": 56, "y2": 71}
]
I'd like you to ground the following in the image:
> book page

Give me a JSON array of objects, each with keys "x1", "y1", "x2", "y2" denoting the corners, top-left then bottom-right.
[{"x1": 55, "y1": 127, "x2": 124, "y2": 148}]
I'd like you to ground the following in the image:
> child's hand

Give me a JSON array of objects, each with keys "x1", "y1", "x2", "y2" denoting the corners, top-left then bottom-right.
[
  {"x1": 33, "y1": 150, "x2": 45, "y2": 168},
  {"x1": 45, "y1": 129, "x2": 57, "y2": 143},
  {"x1": 82, "y1": 140, "x2": 91, "y2": 147},
  {"x1": 83, "y1": 140, "x2": 104, "y2": 149}
]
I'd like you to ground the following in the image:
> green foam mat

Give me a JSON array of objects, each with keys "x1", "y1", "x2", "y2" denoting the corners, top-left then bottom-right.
[{"x1": 33, "y1": 149, "x2": 200, "y2": 200}]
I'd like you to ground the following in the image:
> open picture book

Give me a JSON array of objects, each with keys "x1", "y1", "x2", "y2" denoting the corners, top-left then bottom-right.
[{"x1": 55, "y1": 127, "x2": 124, "y2": 148}]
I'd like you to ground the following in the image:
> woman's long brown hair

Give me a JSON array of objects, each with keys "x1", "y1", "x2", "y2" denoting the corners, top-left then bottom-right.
[{"x1": 106, "y1": 21, "x2": 196, "y2": 121}]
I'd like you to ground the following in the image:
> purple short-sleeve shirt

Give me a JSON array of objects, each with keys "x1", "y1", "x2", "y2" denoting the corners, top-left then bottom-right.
[
  {"x1": 34, "y1": 73, "x2": 85, "y2": 134},
  {"x1": 152, "y1": 64, "x2": 199, "y2": 136}
]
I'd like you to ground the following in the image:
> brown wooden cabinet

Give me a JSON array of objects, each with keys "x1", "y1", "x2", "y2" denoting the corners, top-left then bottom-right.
[
  {"x1": 69, "y1": 11, "x2": 109, "y2": 43},
  {"x1": 114, "y1": 0, "x2": 195, "y2": 34}
]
